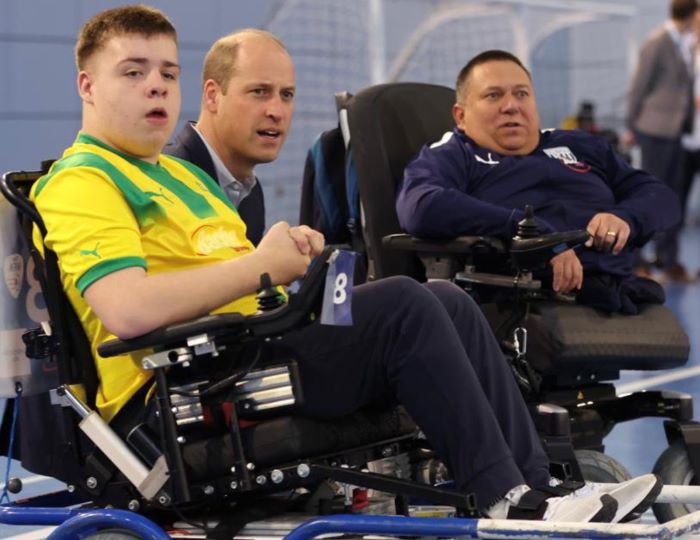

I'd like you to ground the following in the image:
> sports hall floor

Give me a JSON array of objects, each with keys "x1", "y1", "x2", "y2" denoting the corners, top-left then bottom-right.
[{"x1": 0, "y1": 227, "x2": 698, "y2": 538}]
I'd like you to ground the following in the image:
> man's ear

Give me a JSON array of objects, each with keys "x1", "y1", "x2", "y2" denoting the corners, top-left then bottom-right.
[
  {"x1": 77, "y1": 71, "x2": 95, "y2": 104},
  {"x1": 452, "y1": 102, "x2": 465, "y2": 129},
  {"x1": 202, "y1": 79, "x2": 221, "y2": 113}
]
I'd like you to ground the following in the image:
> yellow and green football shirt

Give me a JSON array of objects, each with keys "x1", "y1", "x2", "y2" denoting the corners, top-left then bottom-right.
[{"x1": 32, "y1": 133, "x2": 261, "y2": 422}]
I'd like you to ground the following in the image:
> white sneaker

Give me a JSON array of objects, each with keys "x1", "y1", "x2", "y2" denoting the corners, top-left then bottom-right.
[
  {"x1": 486, "y1": 484, "x2": 617, "y2": 522},
  {"x1": 549, "y1": 474, "x2": 663, "y2": 522},
  {"x1": 603, "y1": 474, "x2": 662, "y2": 523}
]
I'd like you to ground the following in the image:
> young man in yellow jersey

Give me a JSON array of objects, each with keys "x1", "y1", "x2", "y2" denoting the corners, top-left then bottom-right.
[{"x1": 31, "y1": 4, "x2": 659, "y2": 522}]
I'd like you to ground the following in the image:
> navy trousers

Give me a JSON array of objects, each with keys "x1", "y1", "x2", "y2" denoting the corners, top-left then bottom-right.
[
  {"x1": 281, "y1": 276, "x2": 550, "y2": 509},
  {"x1": 637, "y1": 133, "x2": 684, "y2": 267}
]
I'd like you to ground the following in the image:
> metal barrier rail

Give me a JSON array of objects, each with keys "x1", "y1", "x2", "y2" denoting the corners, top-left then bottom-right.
[
  {"x1": 0, "y1": 507, "x2": 169, "y2": 540},
  {"x1": 2, "y1": 484, "x2": 700, "y2": 540},
  {"x1": 283, "y1": 511, "x2": 700, "y2": 540}
]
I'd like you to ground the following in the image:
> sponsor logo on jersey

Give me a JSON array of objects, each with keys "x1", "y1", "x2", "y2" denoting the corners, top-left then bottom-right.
[
  {"x1": 192, "y1": 225, "x2": 250, "y2": 255},
  {"x1": 543, "y1": 146, "x2": 591, "y2": 173},
  {"x1": 79, "y1": 242, "x2": 102, "y2": 259}
]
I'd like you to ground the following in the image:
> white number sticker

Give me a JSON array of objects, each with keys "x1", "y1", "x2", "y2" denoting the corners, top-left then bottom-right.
[{"x1": 333, "y1": 272, "x2": 348, "y2": 305}]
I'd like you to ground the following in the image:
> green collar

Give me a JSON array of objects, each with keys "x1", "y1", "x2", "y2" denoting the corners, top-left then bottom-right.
[{"x1": 76, "y1": 132, "x2": 164, "y2": 174}]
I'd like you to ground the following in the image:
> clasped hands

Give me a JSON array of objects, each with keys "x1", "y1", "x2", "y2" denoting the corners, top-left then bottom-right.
[{"x1": 256, "y1": 222, "x2": 326, "y2": 285}]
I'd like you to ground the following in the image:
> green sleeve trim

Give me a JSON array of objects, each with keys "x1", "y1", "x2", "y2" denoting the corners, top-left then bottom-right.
[{"x1": 76, "y1": 256, "x2": 147, "y2": 294}]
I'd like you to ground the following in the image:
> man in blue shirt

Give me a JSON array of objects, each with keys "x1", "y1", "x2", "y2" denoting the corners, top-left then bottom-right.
[{"x1": 397, "y1": 50, "x2": 681, "y2": 313}]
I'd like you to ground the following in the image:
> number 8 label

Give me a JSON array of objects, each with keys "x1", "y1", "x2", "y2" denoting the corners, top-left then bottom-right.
[
  {"x1": 333, "y1": 272, "x2": 348, "y2": 305},
  {"x1": 321, "y1": 250, "x2": 356, "y2": 326}
]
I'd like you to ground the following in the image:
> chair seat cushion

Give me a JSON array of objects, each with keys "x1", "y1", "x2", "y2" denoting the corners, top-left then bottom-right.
[{"x1": 483, "y1": 302, "x2": 690, "y2": 375}]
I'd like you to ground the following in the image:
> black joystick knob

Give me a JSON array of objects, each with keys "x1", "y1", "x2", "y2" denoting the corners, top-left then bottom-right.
[
  {"x1": 256, "y1": 273, "x2": 285, "y2": 311},
  {"x1": 515, "y1": 205, "x2": 540, "y2": 239}
]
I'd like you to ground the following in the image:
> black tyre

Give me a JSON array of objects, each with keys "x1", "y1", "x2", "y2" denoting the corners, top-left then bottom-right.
[
  {"x1": 82, "y1": 529, "x2": 145, "y2": 540},
  {"x1": 652, "y1": 441, "x2": 698, "y2": 523},
  {"x1": 574, "y1": 449, "x2": 632, "y2": 483}
]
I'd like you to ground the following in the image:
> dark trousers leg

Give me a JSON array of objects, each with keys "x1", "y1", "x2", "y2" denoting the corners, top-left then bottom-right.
[
  {"x1": 637, "y1": 133, "x2": 684, "y2": 266},
  {"x1": 682, "y1": 149, "x2": 700, "y2": 226},
  {"x1": 281, "y1": 276, "x2": 547, "y2": 509},
  {"x1": 423, "y1": 280, "x2": 549, "y2": 488}
]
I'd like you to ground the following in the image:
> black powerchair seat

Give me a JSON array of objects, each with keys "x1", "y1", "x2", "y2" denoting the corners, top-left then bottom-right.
[{"x1": 482, "y1": 300, "x2": 690, "y2": 386}]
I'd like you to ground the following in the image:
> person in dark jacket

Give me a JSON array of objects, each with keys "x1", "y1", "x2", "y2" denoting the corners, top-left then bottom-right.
[
  {"x1": 397, "y1": 50, "x2": 681, "y2": 314},
  {"x1": 623, "y1": 0, "x2": 697, "y2": 281},
  {"x1": 166, "y1": 29, "x2": 294, "y2": 245}
]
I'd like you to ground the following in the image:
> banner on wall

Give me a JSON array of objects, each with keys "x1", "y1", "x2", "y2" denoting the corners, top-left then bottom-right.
[{"x1": 0, "y1": 196, "x2": 58, "y2": 397}]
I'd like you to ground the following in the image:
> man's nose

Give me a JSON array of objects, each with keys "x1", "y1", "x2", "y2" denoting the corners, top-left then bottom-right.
[
  {"x1": 148, "y1": 84, "x2": 168, "y2": 98},
  {"x1": 500, "y1": 98, "x2": 518, "y2": 113},
  {"x1": 265, "y1": 95, "x2": 285, "y2": 120},
  {"x1": 147, "y1": 73, "x2": 167, "y2": 97}
]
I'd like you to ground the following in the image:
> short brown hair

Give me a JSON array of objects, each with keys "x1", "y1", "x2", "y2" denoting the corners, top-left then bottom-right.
[
  {"x1": 202, "y1": 29, "x2": 286, "y2": 92},
  {"x1": 75, "y1": 4, "x2": 176, "y2": 70},
  {"x1": 671, "y1": 0, "x2": 698, "y2": 20},
  {"x1": 456, "y1": 50, "x2": 531, "y2": 103}
]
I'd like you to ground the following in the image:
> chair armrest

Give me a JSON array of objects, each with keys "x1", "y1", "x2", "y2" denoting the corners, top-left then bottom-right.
[
  {"x1": 510, "y1": 229, "x2": 590, "y2": 272},
  {"x1": 97, "y1": 313, "x2": 247, "y2": 357},
  {"x1": 385, "y1": 229, "x2": 589, "y2": 266},
  {"x1": 98, "y1": 246, "x2": 337, "y2": 358},
  {"x1": 382, "y1": 233, "x2": 506, "y2": 279},
  {"x1": 382, "y1": 233, "x2": 506, "y2": 254},
  {"x1": 382, "y1": 228, "x2": 589, "y2": 281}
]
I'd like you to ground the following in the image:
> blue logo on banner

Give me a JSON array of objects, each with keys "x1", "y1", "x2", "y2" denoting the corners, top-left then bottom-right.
[{"x1": 321, "y1": 250, "x2": 357, "y2": 326}]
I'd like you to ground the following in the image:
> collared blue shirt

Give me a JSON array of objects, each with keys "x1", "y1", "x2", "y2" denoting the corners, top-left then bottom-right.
[{"x1": 192, "y1": 125, "x2": 257, "y2": 207}]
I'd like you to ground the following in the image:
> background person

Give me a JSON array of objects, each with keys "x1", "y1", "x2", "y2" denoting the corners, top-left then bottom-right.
[
  {"x1": 624, "y1": 0, "x2": 698, "y2": 282},
  {"x1": 681, "y1": 7, "x2": 700, "y2": 270}
]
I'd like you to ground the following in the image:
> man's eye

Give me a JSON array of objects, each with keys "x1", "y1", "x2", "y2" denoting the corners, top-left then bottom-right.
[
  {"x1": 282, "y1": 90, "x2": 295, "y2": 100},
  {"x1": 163, "y1": 71, "x2": 178, "y2": 81},
  {"x1": 125, "y1": 70, "x2": 142, "y2": 78},
  {"x1": 252, "y1": 88, "x2": 267, "y2": 96}
]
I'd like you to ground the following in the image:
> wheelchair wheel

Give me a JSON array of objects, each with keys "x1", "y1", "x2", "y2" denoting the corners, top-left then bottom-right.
[
  {"x1": 652, "y1": 441, "x2": 698, "y2": 523},
  {"x1": 574, "y1": 449, "x2": 632, "y2": 483}
]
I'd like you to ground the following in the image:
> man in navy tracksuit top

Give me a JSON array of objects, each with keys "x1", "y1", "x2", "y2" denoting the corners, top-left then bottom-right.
[{"x1": 397, "y1": 50, "x2": 681, "y2": 314}]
